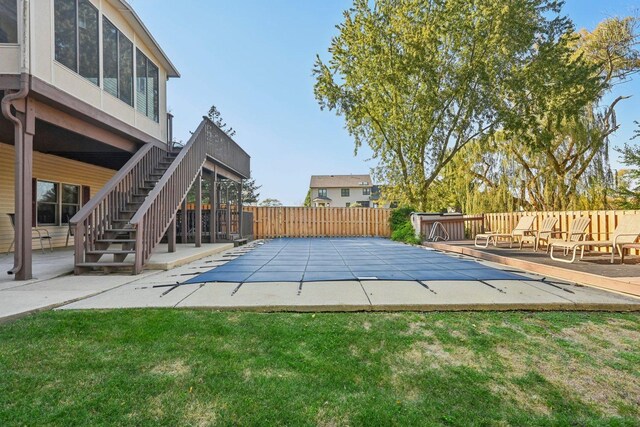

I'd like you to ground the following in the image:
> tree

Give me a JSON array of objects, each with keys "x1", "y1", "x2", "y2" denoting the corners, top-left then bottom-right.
[
  {"x1": 207, "y1": 105, "x2": 236, "y2": 137},
  {"x1": 434, "y1": 16, "x2": 640, "y2": 212},
  {"x1": 260, "y1": 198, "x2": 283, "y2": 207},
  {"x1": 303, "y1": 189, "x2": 311, "y2": 207},
  {"x1": 613, "y1": 122, "x2": 640, "y2": 209},
  {"x1": 242, "y1": 175, "x2": 261, "y2": 205},
  {"x1": 314, "y1": 0, "x2": 577, "y2": 210}
]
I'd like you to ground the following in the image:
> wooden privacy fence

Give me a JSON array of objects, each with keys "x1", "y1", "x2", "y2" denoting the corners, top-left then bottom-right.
[
  {"x1": 244, "y1": 207, "x2": 391, "y2": 238},
  {"x1": 482, "y1": 210, "x2": 640, "y2": 255}
]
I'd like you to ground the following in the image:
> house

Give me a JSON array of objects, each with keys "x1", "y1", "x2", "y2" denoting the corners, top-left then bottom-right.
[
  {"x1": 309, "y1": 174, "x2": 384, "y2": 208},
  {"x1": 0, "y1": 0, "x2": 250, "y2": 280}
]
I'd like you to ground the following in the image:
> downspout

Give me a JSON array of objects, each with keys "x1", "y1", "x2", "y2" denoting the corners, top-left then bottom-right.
[{"x1": 1, "y1": 0, "x2": 30, "y2": 275}]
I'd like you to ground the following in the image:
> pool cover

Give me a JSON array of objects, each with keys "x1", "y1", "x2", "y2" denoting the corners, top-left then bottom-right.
[{"x1": 184, "y1": 238, "x2": 528, "y2": 284}]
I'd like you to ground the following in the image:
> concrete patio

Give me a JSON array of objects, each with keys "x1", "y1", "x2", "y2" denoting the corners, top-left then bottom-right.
[
  {"x1": 2, "y1": 239, "x2": 639, "y2": 322},
  {"x1": 0, "y1": 243, "x2": 233, "y2": 322}
]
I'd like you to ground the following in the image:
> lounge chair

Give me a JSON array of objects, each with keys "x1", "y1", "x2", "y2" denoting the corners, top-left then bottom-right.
[
  {"x1": 474, "y1": 216, "x2": 535, "y2": 249},
  {"x1": 550, "y1": 214, "x2": 640, "y2": 263},
  {"x1": 540, "y1": 216, "x2": 591, "y2": 253},
  {"x1": 520, "y1": 217, "x2": 558, "y2": 251}
]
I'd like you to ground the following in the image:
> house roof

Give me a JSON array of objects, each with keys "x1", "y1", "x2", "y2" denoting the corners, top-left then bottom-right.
[
  {"x1": 110, "y1": 0, "x2": 180, "y2": 78},
  {"x1": 313, "y1": 195, "x2": 332, "y2": 202},
  {"x1": 310, "y1": 174, "x2": 373, "y2": 188}
]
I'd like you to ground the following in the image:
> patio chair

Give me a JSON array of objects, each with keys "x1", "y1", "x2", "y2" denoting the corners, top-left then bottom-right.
[
  {"x1": 550, "y1": 214, "x2": 640, "y2": 264},
  {"x1": 520, "y1": 217, "x2": 558, "y2": 251},
  {"x1": 6, "y1": 213, "x2": 53, "y2": 254},
  {"x1": 474, "y1": 216, "x2": 535, "y2": 249},
  {"x1": 542, "y1": 216, "x2": 591, "y2": 254}
]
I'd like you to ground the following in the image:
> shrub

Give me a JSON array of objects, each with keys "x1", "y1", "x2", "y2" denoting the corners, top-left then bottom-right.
[
  {"x1": 389, "y1": 206, "x2": 415, "y2": 231},
  {"x1": 391, "y1": 221, "x2": 421, "y2": 245}
]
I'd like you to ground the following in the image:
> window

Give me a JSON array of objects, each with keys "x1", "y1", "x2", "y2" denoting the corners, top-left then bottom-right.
[
  {"x1": 358, "y1": 201, "x2": 370, "y2": 208},
  {"x1": 54, "y1": 0, "x2": 99, "y2": 85},
  {"x1": 0, "y1": 0, "x2": 18, "y2": 43},
  {"x1": 36, "y1": 181, "x2": 81, "y2": 225},
  {"x1": 136, "y1": 49, "x2": 159, "y2": 121},
  {"x1": 362, "y1": 188, "x2": 371, "y2": 196},
  {"x1": 345, "y1": 203, "x2": 351, "y2": 208},
  {"x1": 318, "y1": 188, "x2": 327, "y2": 198},
  {"x1": 341, "y1": 188, "x2": 350, "y2": 197},
  {"x1": 37, "y1": 181, "x2": 59, "y2": 226},
  {"x1": 103, "y1": 18, "x2": 133, "y2": 105},
  {"x1": 61, "y1": 184, "x2": 80, "y2": 223}
]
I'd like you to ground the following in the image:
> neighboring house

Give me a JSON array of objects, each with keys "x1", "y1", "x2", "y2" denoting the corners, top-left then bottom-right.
[
  {"x1": 309, "y1": 174, "x2": 385, "y2": 208},
  {"x1": 0, "y1": 0, "x2": 250, "y2": 279}
]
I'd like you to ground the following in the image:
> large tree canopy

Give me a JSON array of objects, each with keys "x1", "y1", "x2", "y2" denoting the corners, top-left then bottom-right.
[{"x1": 314, "y1": 0, "x2": 587, "y2": 210}]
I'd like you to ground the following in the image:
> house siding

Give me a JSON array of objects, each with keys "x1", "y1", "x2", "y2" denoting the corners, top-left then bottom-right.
[
  {"x1": 0, "y1": 142, "x2": 115, "y2": 252},
  {"x1": 312, "y1": 187, "x2": 372, "y2": 208}
]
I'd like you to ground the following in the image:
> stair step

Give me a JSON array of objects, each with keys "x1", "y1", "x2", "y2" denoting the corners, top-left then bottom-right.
[
  {"x1": 76, "y1": 262, "x2": 133, "y2": 268},
  {"x1": 149, "y1": 173, "x2": 164, "y2": 177},
  {"x1": 138, "y1": 186, "x2": 154, "y2": 191},
  {"x1": 96, "y1": 239, "x2": 136, "y2": 243},
  {"x1": 144, "y1": 179, "x2": 158, "y2": 184},
  {"x1": 106, "y1": 228, "x2": 136, "y2": 233},
  {"x1": 87, "y1": 250, "x2": 135, "y2": 255},
  {"x1": 112, "y1": 219, "x2": 130, "y2": 223},
  {"x1": 119, "y1": 209, "x2": 138, "y2": 213},
  {"x1": 131, "y1": 193, "x2": 147, "y2": 198}
]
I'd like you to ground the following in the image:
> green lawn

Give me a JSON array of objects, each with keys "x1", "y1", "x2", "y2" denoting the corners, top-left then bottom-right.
[{"x1": 1, "y1": 310, "x2": 639, "y2": 426}]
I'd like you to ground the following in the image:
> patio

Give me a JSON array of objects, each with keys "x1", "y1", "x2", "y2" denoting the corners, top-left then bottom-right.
[{"x1": 424, "y1": 241, "x2": 640, "y2": 297}]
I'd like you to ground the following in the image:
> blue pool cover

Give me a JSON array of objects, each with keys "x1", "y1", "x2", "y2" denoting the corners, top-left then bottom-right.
[{"x1": 185, "y1": 238, "x2": 527, "y2": 284}]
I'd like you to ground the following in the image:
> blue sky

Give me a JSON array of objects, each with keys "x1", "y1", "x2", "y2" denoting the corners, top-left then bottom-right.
[{"x1": 130, "y1": 0, "x2": 639, "y2": 205}]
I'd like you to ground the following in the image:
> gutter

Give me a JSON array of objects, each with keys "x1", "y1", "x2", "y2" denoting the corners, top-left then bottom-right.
[{"x1": 1, "y1": 0, "x2": 30, "y2": 275}]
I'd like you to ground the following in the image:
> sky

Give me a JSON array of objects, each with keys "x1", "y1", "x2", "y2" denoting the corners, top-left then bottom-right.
[{"x1": 129, "y1": 0, "x2": 640, "y2": 206}]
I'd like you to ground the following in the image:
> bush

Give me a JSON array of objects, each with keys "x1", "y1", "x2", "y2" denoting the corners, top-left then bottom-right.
[
  {"x1": 391, "y1": 221, "x2": 421, "y2": 245},
  {"x1": 389, "y1": 206, "x2": 415, "y2": 231}
]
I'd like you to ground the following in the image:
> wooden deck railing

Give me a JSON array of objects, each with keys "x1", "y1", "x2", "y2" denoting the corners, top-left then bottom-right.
[
  {"x1": 129, "y1": 119, "x2": 210, "y2": 273},
  {"x1": 481, "y1": 210, "x2": 640, "y2": 255},
  {"x1": 243, "y1": 207, "x2": 392, "y2": 238},
  {"x1": 205, "y1": 121, "x2": 251, "y2": 179},
  {"x1": 70, "y1": 143, "x2": 166, "y2": 268}
]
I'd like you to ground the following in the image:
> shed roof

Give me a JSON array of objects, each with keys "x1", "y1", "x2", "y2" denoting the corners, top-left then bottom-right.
[{"x1": 310, "y1": 174, "x2": 372, "y2": 188}]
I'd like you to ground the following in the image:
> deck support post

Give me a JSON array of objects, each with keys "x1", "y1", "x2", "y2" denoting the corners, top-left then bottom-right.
[
  {"x1": 210, "y1": 172, "x2": 217, "y2": 243},
  {"x1": 168, "y1": 217, "x2": 176, "y2": 253},
  {"x1": 14, "y1": 100, "x2": 35, "y2": 280},
  {"x1": 238, "y1": 179, "x2": 243, "y2": 238},
  {"x1": 226, "y1": 185, "x2": 232, "y2": 240},
  {"x1": 195, "y1": 171, "x2": 202, "y2": 247}
]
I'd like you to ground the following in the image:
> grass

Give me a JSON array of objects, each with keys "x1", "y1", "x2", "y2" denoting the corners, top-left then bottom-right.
[{"x1": 1, "y1": 310, "x2": 639, "y2": 426}]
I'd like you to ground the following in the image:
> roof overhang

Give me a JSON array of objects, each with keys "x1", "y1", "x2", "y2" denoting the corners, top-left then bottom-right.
[{"x1": 110, "y1": 0, "x2": 180, "y2": 78}]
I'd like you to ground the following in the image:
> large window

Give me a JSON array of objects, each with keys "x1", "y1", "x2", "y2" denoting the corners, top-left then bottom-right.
[
  {"x1": 54, "y1": 0, "x2": 99, "y2": 85},
  {"x1": 61, "y1": 184, "x2": 80, "y2": 223},
  {"x1": 341, "y1": 188, "x2": 350, "y2": 197},
  {"x1": 36, "y1": 181, "x2": 59, "y2": 226},
  {"x1": 318, "y1": 188, "x2": 327, "y2": 198},
  {"x1": 362, "y1": 188, "x2": 371, "y2": 196},
  {"x1": 0, "y1": 0, "x2": 18, "y2": 44},
  {"x1": 36, "y1": 181, "x2": 81, "y2": 225},
  {"x1": 136, "y1": 49, "x2": 159, "y2": 122},
  {"x1": 103, "y1": 17, "x2": 133, "y2": 105}
]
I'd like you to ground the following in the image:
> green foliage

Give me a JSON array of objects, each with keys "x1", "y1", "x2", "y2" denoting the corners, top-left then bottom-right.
[
  {"x1": 613, "y1": 124, "x2": 640, "y2": 209},
  {"x1": 303, "y1": 189, "x2": 311, "y2": 207},
  {"x1": 314, "y1": 0, "x2": 579, "y2": 210},
  {"x1": 207, "y1": 104, "x2": 236, "y2": 137},
  {"x1": 260, "y1": 198, "x2": 283, "y2": 207},
  {"x1": 389, "y1": 206, "x2": 415, "y2": 231},
  {"x1": 391, "y1": 221, "x2": 421, "y2": 245},
  {"x1": 242, "y1": 175, "x2": 261, "y2": 205}
]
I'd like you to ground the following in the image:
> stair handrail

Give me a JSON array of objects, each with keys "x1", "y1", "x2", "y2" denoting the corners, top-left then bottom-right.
[
  {"x1": 70, "y1": 143, "x2": 152, "y2": 226},
  {"x1": 129, "y1": 118, "x2": 210, "y2": 273}
]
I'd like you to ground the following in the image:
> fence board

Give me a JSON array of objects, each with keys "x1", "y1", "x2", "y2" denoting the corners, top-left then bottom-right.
[{"x1": 243, "y1": 207, "x2": 392, "y2": 238}]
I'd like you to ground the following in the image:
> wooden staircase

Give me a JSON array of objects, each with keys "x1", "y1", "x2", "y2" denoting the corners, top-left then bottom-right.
[{"x1": 71, "y1": 119, "x2": 212, "y2": 274}]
